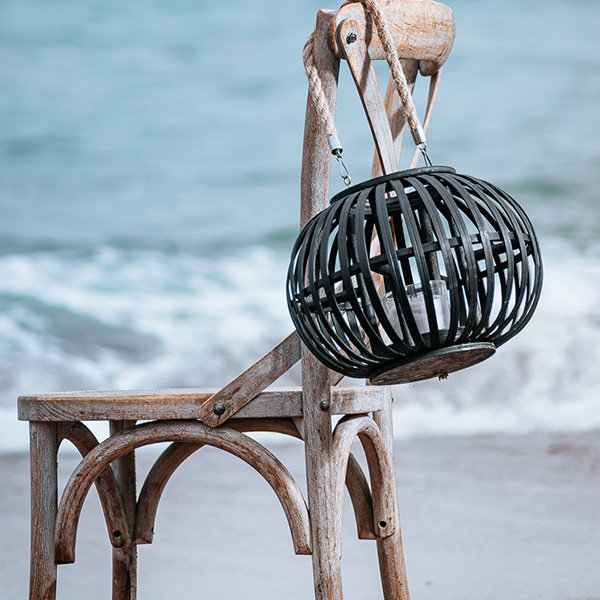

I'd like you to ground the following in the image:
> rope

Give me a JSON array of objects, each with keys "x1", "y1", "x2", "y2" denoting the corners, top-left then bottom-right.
[
  {"x1": 303, "y1": 0, "x2": 429, "y2": 162},
  {"x1": 303, "y1": 31, "x2": 338, "y2": 139},
  {"x1": 355, "y1": 0, "x2": 421, "y2": 135}
]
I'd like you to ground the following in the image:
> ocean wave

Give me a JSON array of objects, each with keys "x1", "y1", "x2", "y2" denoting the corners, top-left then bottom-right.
[{"x1": 0, "y1": 240, "x2": 599, "y2": 453}]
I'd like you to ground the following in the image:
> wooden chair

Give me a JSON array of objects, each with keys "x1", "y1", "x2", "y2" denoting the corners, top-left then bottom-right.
[{"x1": 18, "y1": 2, "x2": 455, "y2": 598}]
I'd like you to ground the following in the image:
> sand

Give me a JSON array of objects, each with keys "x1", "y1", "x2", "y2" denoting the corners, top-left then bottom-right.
[{"x1": 1, "y1": 431, "x2": 599, "y2": 600}]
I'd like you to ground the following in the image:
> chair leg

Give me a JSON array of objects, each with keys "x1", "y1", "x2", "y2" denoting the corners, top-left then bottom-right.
[
  {"x1": 373, "y1": 397, "x2": 411, "y2": 600},
  {"x1": 305, "y1": 444, "x2": 344, "y2": 600},
  {"x1": 302, "y1": 354, "x2": 344, "y2": 600},
  {"x1": 110, "y1": 421, "x2": 137, "y2": 600},
  {"x1": 376, "y1": 529, "x2": 411, "y2": 600},
  {"x1": 29, "y1": 422, "x2": 59, "y2": 600}
]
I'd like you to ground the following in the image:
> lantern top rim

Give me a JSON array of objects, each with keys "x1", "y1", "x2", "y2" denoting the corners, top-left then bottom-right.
[{"x1": 329, "y1": 165, "x2": 456, "y2": 204}]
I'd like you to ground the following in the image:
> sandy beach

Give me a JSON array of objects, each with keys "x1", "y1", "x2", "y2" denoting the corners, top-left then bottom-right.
[{"x1": 1, "y1": 430, "x2": 599, "y2": 600}]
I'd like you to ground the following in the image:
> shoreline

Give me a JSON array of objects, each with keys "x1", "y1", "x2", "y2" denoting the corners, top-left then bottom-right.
[{"x1": 1, "y1": 430, "x2": 599, "y2": 599}]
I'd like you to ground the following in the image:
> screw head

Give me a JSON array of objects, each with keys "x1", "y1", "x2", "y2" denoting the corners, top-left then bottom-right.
[
  {"x1": 212, "y1": 402, "x2": 226, "y2": 416},
  {"x1": 319, "y1": 399, "x2": 330, "y2": 412},
  {"x1": 346, "y1": 32, "x2": 357, "y2": 44}
]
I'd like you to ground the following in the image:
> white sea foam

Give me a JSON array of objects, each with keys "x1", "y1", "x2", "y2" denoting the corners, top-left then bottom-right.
[{"x1": 0, "y1": 241, "x2": 599, "y2": 453}]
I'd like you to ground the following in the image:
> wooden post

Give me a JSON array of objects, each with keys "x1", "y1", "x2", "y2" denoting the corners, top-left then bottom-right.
[
  {"x1": 301, "y1": 10, "x2": 344, "y2": 600},
  {"x1": 303, "y1": 350, "x2": 343, "y2": 599},
  {"x1": 300, "y1": 10, "x2": 338, "y2": 230},
  {"x1": 29, "y1": 421, "x2": 59, "y2": 600},
  {"x1": 109, "y1": 421, "x2": 137, "y2": 600},
  {"x1": 373, "y1": 391, "x2": 411, "y2": 600}
]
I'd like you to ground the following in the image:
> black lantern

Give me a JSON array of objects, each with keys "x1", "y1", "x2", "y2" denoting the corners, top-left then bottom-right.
[{"x1": 287, "y1": 166, "x2": 542, "y2": 384}]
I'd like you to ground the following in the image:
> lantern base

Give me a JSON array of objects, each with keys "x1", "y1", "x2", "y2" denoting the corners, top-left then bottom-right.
[{"x1": 368, "y1": 342, "x2": 496, "y2": 385}]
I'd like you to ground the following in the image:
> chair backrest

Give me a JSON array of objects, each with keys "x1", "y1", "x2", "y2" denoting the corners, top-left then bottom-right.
[
  {"x1": 300, "y1": 0, "x2": 455, "y2": 226},
  {"x1": 197, "y1": 1, "x2": 456, "y2": 426}
]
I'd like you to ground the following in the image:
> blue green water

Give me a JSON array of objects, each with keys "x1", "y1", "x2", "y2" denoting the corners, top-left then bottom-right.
[{"x1": 1, "y1": 0, "x2": 599, "y2": 449}]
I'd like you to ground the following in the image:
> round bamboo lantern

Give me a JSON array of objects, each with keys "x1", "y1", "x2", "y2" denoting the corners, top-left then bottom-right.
[{"x1": 287, "y1": 166, "x2": 543, "y2": 384}]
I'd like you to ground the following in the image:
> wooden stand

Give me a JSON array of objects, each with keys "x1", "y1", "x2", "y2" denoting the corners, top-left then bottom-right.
[{"x1": 18, "y1": 2, "x2": 455, "y2": 598}]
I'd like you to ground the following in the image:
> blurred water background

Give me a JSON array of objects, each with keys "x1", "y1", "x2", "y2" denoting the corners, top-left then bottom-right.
[{"x1": 1, "y1": 0, "x2": 599, "y2": 452}]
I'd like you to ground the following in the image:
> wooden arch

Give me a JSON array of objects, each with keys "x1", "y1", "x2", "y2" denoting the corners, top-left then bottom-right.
[
  {"x1": 134, "y1": 418, "x2": 378, "y2": 545},
  {"x1": 58, "y1": 422, "x2": 131, "y2": 550},
  {"x1": 54, "y1": 420, "x2": 312, "y2": 564},
  {"x1": 331, "y1": 416, "x2": 398, "y2": 555}
]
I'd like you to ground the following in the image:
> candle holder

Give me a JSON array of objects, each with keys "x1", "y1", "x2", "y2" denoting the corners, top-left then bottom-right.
[{"x1": 287, "y1": 166, "x2": 543, "y2": 384}]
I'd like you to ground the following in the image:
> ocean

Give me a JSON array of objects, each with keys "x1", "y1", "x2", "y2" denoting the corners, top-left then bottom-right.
[{"x1": 1, "y1": 0, "x2": 599, "y2": 452}]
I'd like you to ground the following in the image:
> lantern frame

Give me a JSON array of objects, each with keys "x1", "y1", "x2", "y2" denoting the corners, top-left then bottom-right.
[{"x1": 287, "y1": 166, "x2": 543, "y2": 384}]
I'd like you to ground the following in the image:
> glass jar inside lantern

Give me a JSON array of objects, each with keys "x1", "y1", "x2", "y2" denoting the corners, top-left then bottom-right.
[{"x1": 381, "y1": 279, "x2": 451, "y2": 345}]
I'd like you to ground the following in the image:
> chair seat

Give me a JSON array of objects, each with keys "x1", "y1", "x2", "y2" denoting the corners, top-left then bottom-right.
[{"x1": 18, "y1": 385, "x2": 387, "y2": 422}]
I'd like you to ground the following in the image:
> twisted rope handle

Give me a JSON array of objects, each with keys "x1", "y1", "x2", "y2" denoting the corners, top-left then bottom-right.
[
  {"x1": 303, "y1": 0, "x2": 431, "y2": 168},
  {"x1": 303, "y1": 30, "x2": 354, "y2": 184},
  {"x1": 303, "y1": 30, "x2": 337, "y2": 140}
]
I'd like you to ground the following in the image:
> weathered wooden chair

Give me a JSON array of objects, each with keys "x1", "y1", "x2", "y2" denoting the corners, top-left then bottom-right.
[{"x1": 18, "y1": 1, "x2": 455, "y2": 598}]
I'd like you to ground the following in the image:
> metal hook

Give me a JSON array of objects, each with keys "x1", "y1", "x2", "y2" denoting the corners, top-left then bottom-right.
[
  {"x1": 418, "y1": 144, "x2": 433, "y2": 167},
  {"x1": 333, "y1": 149, "x2": 352, "y2": 187}
]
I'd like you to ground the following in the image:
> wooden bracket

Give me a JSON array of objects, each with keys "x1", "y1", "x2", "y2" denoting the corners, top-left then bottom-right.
[
  {"x1": 339, "y1": 18, "x2": 398, "y2": 175},
  {"x1": 198, "y1": 332, "x2": 301, "y2": 427}
]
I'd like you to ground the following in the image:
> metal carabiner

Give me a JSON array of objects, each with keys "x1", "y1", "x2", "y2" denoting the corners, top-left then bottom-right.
[
  {"x1": 332, "y1": 149, "x2": 352, "y2": 187},
  {"x1": 418, "y1": 143, "x2": 433, "y2": 167}
]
